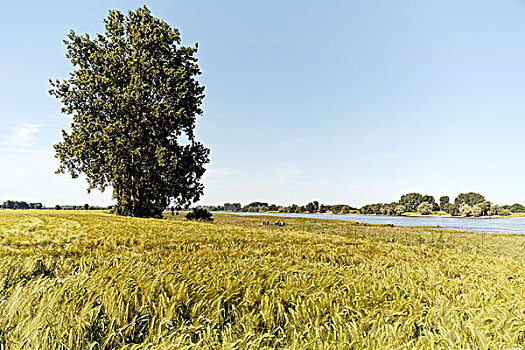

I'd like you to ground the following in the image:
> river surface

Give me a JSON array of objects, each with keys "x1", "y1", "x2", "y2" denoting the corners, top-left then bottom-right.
[{"x1": 218, "y1": 212, "x2": 525, "y2": 234}]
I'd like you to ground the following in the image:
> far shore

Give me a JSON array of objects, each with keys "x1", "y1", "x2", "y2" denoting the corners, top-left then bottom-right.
[{"x1": 216, "y1": 211, "x2": 525, "y2": 219}]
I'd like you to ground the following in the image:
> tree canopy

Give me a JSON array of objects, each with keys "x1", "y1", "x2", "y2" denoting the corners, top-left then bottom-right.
[
  {"x1": 399, "y1": 193, "x2": 434, "y2": 212},
  {"x1": 454, "y1": 192, "x2": 486, "y2": 207},
  {"x1": 50, "y1": 6, "x2": 209, "y2": 218}
]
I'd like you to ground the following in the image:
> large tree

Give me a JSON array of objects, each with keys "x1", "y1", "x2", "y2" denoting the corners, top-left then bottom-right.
[
  {"x1": 50, "y1": 6, "x2": 209, "y2": 218},
  {"x1": 399, "y1": 192, "x2": 423, "y2": 212},
  {"x1": 454, "y1": 192, "x2": 485, "y2": 207}
]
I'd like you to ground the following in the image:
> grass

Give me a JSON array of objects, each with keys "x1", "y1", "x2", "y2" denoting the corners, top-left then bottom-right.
[{"x1": 1, "y1": 210, "x2": 525, "y2": 348}]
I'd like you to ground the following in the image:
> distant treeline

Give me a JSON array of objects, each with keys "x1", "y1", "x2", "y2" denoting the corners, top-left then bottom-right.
[
  {"x1": 198, "y1": 201, "x2": 358, "y2": 214},
  {"x1": 360, "y1": 192, "x2": 525, "y2": 217},
  {"x1": 198, "y1": 192, "x2": 525, "y2": 218},
  {"x1": 0, "y1": 200, "x2": 111, "y2": 211},
  {"x1": 1, "y1": 201, "x2": 43, "y2": 209}
]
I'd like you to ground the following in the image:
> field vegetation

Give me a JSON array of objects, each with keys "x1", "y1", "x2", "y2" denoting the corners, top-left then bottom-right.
[{"x1": 2, "y1": 211, "x2": 525, "y2": 348}]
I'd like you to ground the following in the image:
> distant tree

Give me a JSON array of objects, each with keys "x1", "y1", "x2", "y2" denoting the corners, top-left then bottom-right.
[
  {"x1": 455, "y1": 192, "x2": 485, "y2": 206},
  {"x1": 304, "y1": 201, "x2": 320, "y2": 213},
  {"x1": 50, "y1": 6, "x2": 209, "y2": 218},
  {"x1": 439, "y1": 196, "x2": 450, "y2": 211},
  {"x1": 305, "y1": 202, "x2": 316, "y2": 213},
  {"x1": 360, "y1": 203, "x2": 382, "y2": 215},
  {"x1": 508, "y1": 203, "x2": 525, "y2": 213},
  {"x1": 268, "y1": 204, "x2": 279, "y2": 211},
  {"x1": 422, "y1": 195, "x2": 435, "y2": 205},
  {"x1": 448, "y1": 204, "x2": 460, "y2": 216},
  {"x1": 340, "y1": 205, "x2": 351, "y2": 214},
  {"x1": 242, "y1": 202, "x2": 269, "y2": 212},
  {"x1": 459, "y1": 203, "x2": 472, "y2": 217},
  {"x1": 417, "y1": 202, "x2": 433, "y2": 215},
  {"x1": 224, "y1": 203, "x2": 241, "y2": 211},
  {"x1": 84, "y1": 203, "x2": 89, "y2": 210},
  {"x1": 319, "y1": 204, "x2": 328, "y2": 213},
  {"x1": 471, "y1": 205, "x2": 483, "y2": 217},
  {"x1": 331, "y1": 204, "x2": 343, "y2": 214},
  {"x1": 400, "y1": 193, "x2": 424, "y2": 212},
  {"x1": 477, "y1": 201, "x2": 492, "y2": 216},
  {"x1": 488, "y1": 205, "x2": 511, "y2": 216},
  {"x1": 394, "y1": 204, "x2": 406, "y2": 216},
  {"x1": 55, "y1": 205, "x2": 62, "y2": 210},
  {"x1": 488, "y1": 205, "x2": 499, "y2": 216}
]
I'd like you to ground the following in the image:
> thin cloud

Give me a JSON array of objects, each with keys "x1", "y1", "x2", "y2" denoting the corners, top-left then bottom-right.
[
  {"x1": 4, "y1": 123, "x2": 41, "y2": 147},
  {"x1": 0, "y1": 148, "x2": 49, "y2": 155}
]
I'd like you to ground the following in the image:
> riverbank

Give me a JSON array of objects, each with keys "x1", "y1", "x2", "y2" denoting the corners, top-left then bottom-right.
[
  {"x1": 212, "y1": 211, "x2": 525, "y2": 234},
  {"x1": 222, "y1": 210, "x2": 525, "y2": 219}
]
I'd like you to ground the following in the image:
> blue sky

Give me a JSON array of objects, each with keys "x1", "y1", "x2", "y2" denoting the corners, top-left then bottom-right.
[{"x1": 2, "y1": 0, "x2": 525, "y2": 207}]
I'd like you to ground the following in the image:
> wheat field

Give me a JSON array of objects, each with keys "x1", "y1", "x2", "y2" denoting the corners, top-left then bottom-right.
[{"x1": 1, "y1": 210, "x2": 525, "y2": 349}]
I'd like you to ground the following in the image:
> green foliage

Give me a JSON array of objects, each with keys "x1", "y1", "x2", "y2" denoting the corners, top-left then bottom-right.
[
  {"x1": 448, "y1": 204, "x2": 461, "y2": 216},
  {"x1": 476, "y1": 201, "x2": 492, "y2": 216},
  {"x1": 242, "y1": 202, "x2": 270, "y2": 212},
  {"x1": 417, "y1": 202, "x2": 433, "y2": 215},
  {"x1": 400, "y1": 193, "x2": 423, "y2": 212},
  {"x1": 439, "y1": 196, "x2": 450, "y2": 211},
  {"x1": 360, "y1": 203, "x2": 383, "y2": 215},
  {"x1": 50, "y1": 6, "x2": 209, "y2": 218},
  {"x1": 360, "y1": 203, "x2": 401, "y2": 216},
  {"x1": 471, "y1": 204, "x2": 483, "y2": 217},
  {"x1": 1, "y1": 201, "x2": 32, "y2": 209},
  {"x1": 454, "y1": 192, "x2": 486, "y2": 206},
  {"x1": 459, "y1": 203, "x2": 472, "y2": 217},
  {"x1": 224, "y1": 203, "x2": 241, "y2": 211},
  {"x1": 507, "y1": 203, "x2": 525, "y2": 213},
  {"x1": 422, "y1": 195, "x2": 435, "y2": 205},
  {"x1": 501, "y1": 209, "x2": 512, "y2": 216},
  {"x1": 394, "y1": 204, "x2": 405, "y2": 216},
  {"x1": 186, "y1": 208, "x2": 213, "y2": 221},
  {"x1": 305, "y1": 201, "x2": 319, "y2": 213},
  {"x1": 488, "y1": 205, "x2": 512, "y2": 217}
]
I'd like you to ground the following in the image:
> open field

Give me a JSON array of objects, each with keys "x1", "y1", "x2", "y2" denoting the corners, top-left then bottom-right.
[{"x1": 2, "y1": 211, "x2": 525, "y2": 348}]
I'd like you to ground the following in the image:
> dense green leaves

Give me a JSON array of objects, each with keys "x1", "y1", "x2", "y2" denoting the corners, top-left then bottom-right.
[
  {"x1": 454, "y1": 192, "x2": 486, "y2": 206},
  {"x1": 50, "y1": 6, "x2": 209, "y2": 217}
]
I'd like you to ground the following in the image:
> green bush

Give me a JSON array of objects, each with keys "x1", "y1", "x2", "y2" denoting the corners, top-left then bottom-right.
[{"x1": 186, "y1": 208, "x2": 213, "y2": 221}]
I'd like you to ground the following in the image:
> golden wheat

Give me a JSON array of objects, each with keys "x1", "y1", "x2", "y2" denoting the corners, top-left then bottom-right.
[{"x1": 1, "y1": 210, "x2": 525, "y2": 349}]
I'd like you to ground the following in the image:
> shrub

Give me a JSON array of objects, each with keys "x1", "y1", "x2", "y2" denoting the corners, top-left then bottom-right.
[{"x1": 186, "y1": 208, "x2": 213, "y2": 221}]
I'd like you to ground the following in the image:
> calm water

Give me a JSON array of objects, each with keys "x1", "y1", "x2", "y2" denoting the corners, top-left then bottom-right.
[{"x1": 218, "y1": 212, "x2": 525, "y2": 234}]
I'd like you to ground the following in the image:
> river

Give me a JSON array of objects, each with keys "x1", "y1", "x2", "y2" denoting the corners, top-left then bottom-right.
[{"x1": 218, "y1": 212, "x2": 525, "y2": 234}]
